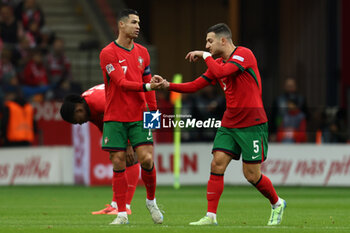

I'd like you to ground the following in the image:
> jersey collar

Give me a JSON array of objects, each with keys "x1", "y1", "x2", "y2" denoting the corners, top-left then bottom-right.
[{"x1": 114, "y1": 40, "x2": 134, "y2": 52}]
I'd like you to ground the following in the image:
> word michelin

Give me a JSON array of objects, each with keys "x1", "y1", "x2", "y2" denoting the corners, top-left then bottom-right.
[{"x1": 163, "y1": 118, "x2": 221, "y2": 128}]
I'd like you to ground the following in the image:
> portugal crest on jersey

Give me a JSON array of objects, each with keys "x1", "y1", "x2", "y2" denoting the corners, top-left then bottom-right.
[{"x1": 138, "y1": 56, "x2": 144, "y2": 69}]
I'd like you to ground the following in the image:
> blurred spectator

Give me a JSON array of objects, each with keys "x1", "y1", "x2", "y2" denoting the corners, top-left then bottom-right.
[
  {"x1": 0, "y1": 4, "x2": 23, "y2": 45},
  {"x1": 0, "y1": 47, "x2": 16, "y2": 85},
  {"x1": 15, "y1": 0, "x2": 44, "y2": 31},
  {"x1": 38, "y1": 26, "x2": 55, "y2": 53},
  {"x1": 45, "y1": 38, "x2": 71, "y2": 85},
  {"x1": 12, "y1": 35, "x2": 31, "y2": 70},
  {"x1": 21, "y1": 48, "x2": 48, "y2": 86},
  {"x1": 321, "y1": 108, "x2": 348, "y2": 143},
  {"x1": 276, "y1": 98, "x2": 307, "y2": 143},
  {"x1": 23, "y1": 19, "x2": 41, "y2": 48},
  {"x1": 0, "y1": 87, "x2": 35, "y2": 146},
  {"x1": 270, "y1": 78, "x2": 307, "y2": 141}
]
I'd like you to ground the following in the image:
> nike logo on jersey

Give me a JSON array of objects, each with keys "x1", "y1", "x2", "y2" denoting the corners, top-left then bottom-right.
[
  {"x1": 119, "y1": 59, "x2": 126, "y2": 63},
  {"x1": 147, "y1": 136, "x2": 152, "y2": 140},
  {"x1": 252, "y1": 155, "x2": 259, "y2": 159}
]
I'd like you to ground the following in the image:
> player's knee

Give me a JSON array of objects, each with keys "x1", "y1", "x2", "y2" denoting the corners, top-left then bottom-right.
[
  {"x1": 244, "y1": 171, "x2": 260, "y2": 184},
  {"x1": 210, "y1": 160, "x2": 225, "y2": 173},
  {"x1": 139, "y1": 152, "x2": 153, "y2": 168},
  {"x1": 109, "y1": 153, "x2": 125, "y2": 165}
]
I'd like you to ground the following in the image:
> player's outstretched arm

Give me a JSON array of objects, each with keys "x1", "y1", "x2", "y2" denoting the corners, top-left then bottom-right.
[
  {"x1": 168, "y1": 77, "x2": 210, "y2": 93},
  {"x1": 150, "y1": 74, "x2": 210, "y2": 93}
]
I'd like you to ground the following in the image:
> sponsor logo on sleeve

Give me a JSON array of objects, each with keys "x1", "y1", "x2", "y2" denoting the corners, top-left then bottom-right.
[{"x1": 232, "y1": 55, "x2": 244, "y2": 62}]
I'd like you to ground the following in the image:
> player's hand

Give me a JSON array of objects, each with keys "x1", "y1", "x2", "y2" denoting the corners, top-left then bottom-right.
[
  {"x1": 151, "y1": 75, "x2": 164, "y2": 83},
  {"x1": 185, "y1": 51, "x2": 204, "y2": 62},
  {"x1": 126, "y1": 144, "x2": 135, "y2": 165},
  {"x1": 160, "y1": 80, "x2": 170, "y2": 89},
  {"x1": 151, "y1": 80, "x2": 169, "y2": 90}
]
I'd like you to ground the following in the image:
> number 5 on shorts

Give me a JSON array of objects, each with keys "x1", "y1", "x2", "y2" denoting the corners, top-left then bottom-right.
[{"x1": 253, "y1": 140, "x2": 259, "y2": 153}]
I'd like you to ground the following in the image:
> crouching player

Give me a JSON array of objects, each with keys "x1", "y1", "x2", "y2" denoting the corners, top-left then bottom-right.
[{"x1": 60, "y1": 84, "x2": 140, "y2": 215}]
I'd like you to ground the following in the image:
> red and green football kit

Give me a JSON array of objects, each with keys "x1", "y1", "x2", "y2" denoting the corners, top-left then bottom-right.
[
  {"x1": 100, "y1": 41, "x2": 157, "y2": 123},
  {"x1": 170, "y1": 46, "x2": 280, "y2": 216},
  {"x1": 99, "y1": 41, "x2": 159, "y2": 213}
]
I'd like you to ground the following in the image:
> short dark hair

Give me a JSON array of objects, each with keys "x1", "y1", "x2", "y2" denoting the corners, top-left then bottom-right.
[
  {"x1": 117, "y1": 9, "x2": 139, "y2": 22},
  {"x1": 207, "y1": 23, "x2": 232, "y2": 39},
  {"x1": 60, "y1": 94, "x2": 83, "y2": 124}
]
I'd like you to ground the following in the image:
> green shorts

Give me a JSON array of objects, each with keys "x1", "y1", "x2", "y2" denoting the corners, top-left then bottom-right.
[
  {"x1": 212, "y1": 123, "x2": 268, "y2": 163},
  {"x1": 102, "y1": 121, "x2": 153, "y2": 151}
]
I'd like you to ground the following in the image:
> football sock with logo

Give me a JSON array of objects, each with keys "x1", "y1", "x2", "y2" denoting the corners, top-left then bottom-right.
[
  {"x1": 207, "y1": 173, "x2": 224, "y2": 214},
  {"x1": 254, "y1": 174, "x2": 279, "y2": 205},
  {"x1": 112, "y1": 169, "x2": 128, "y2": 212},
  {"x1": 126, "y1": 162, "x2": 140, "y2": 205},
  {"x1": 141, "y1": 164, "x2": 157, "y2": 200}
]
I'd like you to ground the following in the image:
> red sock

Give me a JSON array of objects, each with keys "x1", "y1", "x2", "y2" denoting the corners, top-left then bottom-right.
[
  {"x1": 112, "y1": 174, "x2": 117, "y2": 203},
  {"x1": 126, "y1": 162, "x2": 140, "y2": 205},
  {"x1": 254, "y1": 174, "x2": 279, "y2": 204},
  {"x1": 112, "y1": 170, "x2": 128, "y2": 212},
  {"x1": 141, "y1": 164, "x2": 156, "y2": 200},
  {"x1": 207, "y1": 173, "x2": 224, "y2": 214}
]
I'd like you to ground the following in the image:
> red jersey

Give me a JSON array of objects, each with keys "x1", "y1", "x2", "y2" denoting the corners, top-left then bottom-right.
[
  {"x1": 22, "y1": 60, "x2": 48, "y2": 86},
  {"x1": 99, "y1": 41, "x2": 157, "y2": 122},
  {"x1": 82, "y1": 84, "x2": 105, "y2": 132},
  {"x1": 169, "y1": 46, "x2": 267, "y2": 128}
]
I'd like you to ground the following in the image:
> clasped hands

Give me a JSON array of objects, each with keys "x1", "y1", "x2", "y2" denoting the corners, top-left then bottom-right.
[{"x1": 150, "y1": 75, "x2": 169, "y2": 90}]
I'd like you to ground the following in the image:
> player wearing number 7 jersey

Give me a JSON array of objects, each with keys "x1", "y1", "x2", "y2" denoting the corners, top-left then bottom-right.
[
  {"x1": 151, "y1": 23, "x2": 286, "y2": 226},
  {"x1": 99, "y1": 9, "x2": 163, "y2": 225}
]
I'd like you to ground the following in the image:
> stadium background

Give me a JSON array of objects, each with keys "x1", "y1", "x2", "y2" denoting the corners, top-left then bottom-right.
[{"x1": 0, "y1": 0, "x2": 349, "y2": 232}]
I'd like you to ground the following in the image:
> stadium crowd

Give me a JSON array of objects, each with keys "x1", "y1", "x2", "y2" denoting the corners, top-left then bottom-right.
[{"x1": 0, "y1": 0, "x2": 82, "y2": 146}]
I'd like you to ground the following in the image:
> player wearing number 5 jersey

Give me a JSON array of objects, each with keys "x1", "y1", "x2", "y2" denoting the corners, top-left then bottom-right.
[
  {"x1": 59, "y1": 84, "x2": 140, "y2": 215},
  {"x1": 99, "y1": 9, "x2": 163, "y2": 225},
  {"x1": 152, "y1": 23, "x2": 286, "y2": 226}
]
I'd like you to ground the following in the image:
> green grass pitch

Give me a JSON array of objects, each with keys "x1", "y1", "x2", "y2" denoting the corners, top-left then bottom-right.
[{"x1": 0, "y1": 185, "x2": 349, "y2": 233}]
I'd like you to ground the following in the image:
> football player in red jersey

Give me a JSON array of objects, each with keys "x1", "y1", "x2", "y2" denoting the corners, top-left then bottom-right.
[
  {"x1": 60, "y1": 84, "x2": 139, "y2": 215},
  {"x1": 152, "y1": 23, "x2": 286, "y2": 226},
  {"x1": 99, "y1": 9, "x2": 163, "y2": 225}
]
